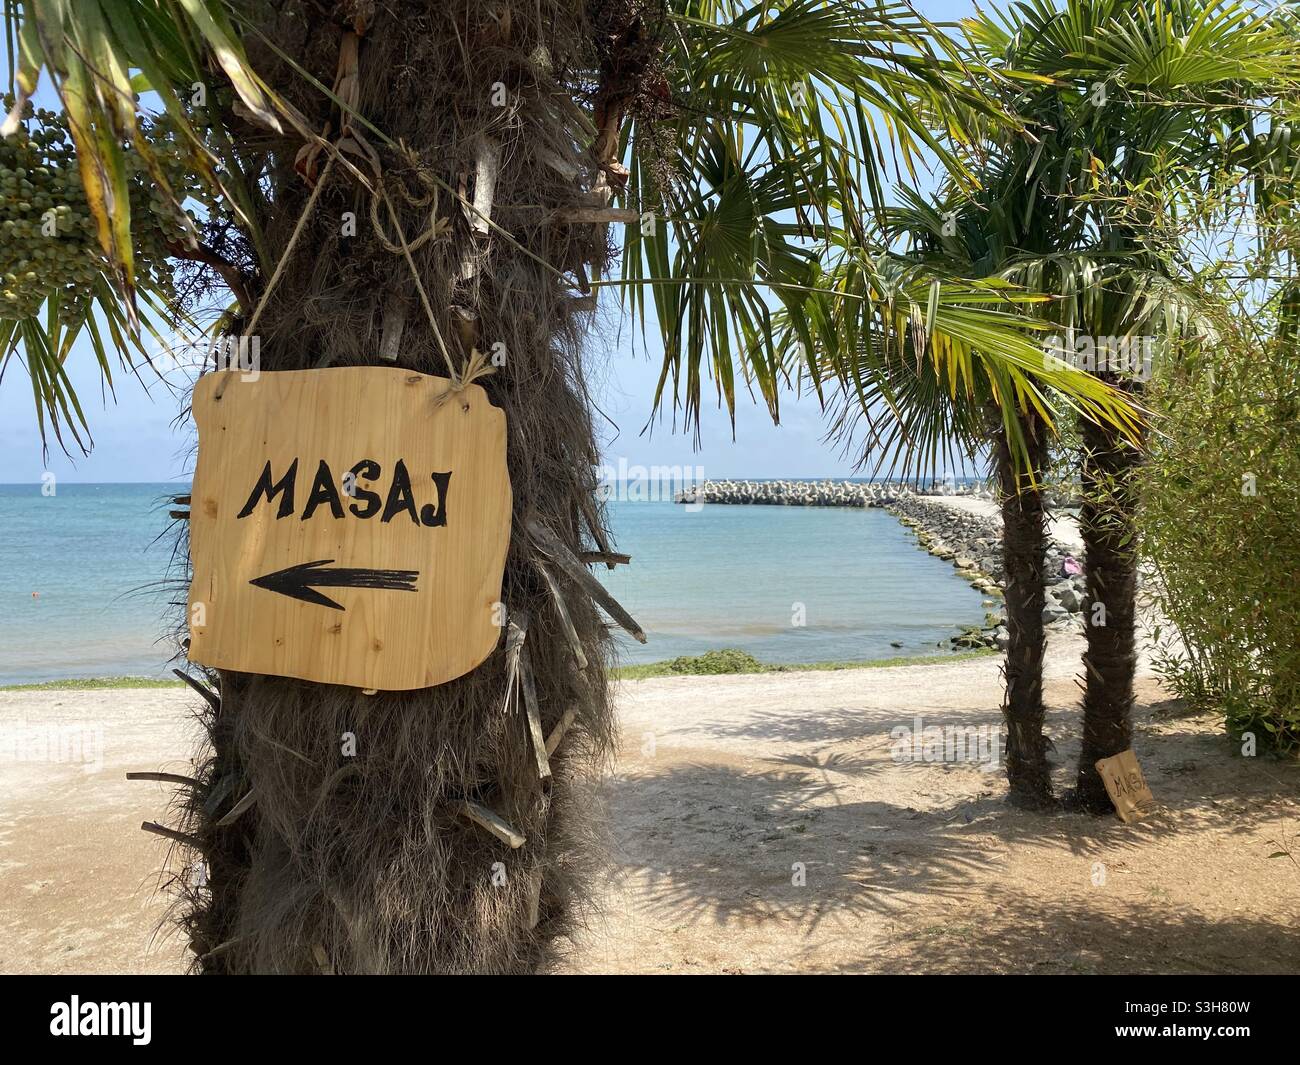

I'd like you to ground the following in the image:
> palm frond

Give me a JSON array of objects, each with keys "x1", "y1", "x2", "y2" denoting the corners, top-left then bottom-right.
[
  {"x1": 1, "y1": 0, "x2": 271, "y2": 450},
  {"x1": 620, "y1": 0, "x2": 1022, "y2": 434}
]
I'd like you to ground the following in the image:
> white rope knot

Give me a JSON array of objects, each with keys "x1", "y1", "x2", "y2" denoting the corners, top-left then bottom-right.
[{"x1": 435, "y1": 346, "x2": 496, "y2": 410}]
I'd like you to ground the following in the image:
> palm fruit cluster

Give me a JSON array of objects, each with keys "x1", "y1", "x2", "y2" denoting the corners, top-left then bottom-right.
[{"x1": 1, "y1": 98, "x2": 201, "y2": 324}]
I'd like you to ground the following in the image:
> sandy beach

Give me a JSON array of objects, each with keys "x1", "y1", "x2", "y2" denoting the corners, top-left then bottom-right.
[
  {"x1": 579, "y1": 638, "x2": 1300, "y2": 974},
  {"x1": 3, "y1": 623, "x2": 1297, "y2": 975}
]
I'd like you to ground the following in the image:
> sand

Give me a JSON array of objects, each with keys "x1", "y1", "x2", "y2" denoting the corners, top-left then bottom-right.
[
  {"x1": 0, "y1": 686, "x2": 199, "y2": 974},
  {"x1": 2, "y1": 626, "x2": 1297, "y2": 975},
  {"x1": 577, "y1": 637, "x2": 1300, "y2": 974}
]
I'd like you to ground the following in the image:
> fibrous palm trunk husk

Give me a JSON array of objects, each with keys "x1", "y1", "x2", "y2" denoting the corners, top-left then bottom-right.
[
  {"x1": 1073, "y1": 395, "x2": 1143, "y2": 813},
  {"x1": 166, "y1": 1, "x2": 625, "y2": 974},
  {"x1": 992, "y1": 406, "x2": 1055, "y2": 808}
]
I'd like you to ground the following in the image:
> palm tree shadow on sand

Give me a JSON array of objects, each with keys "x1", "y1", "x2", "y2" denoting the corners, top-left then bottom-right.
[
  {"x1": 602, "y1": 762, "x2": 1000, "y2": 934},
  {"x1": 831, "y1": 891, "x2": 1300, "y2": 974},
  {"x1": 592, "y1": 695, "x2": 1300, "y2": 971}
]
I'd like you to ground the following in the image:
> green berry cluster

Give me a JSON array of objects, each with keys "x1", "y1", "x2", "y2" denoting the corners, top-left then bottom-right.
[{"x1": 1, "y1": 98, "x2": 204, "y2": 324}]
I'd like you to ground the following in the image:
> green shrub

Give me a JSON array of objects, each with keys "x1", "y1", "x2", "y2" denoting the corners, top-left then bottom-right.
[
  {"x1": 663, "y1": 649, "x2": 765, "y2": 675},
  {"x1": 1140, "y1": 331, "x2": 1300, "y2": 752}
]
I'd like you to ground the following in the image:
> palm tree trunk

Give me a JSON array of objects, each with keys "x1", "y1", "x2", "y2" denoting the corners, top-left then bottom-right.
[
  {"x1": 174, "y1": 2, "x2": 624, "y2": 973},
  {"x1": 1072, "y1": 403, "x2": 1142, "y2": 811},
  {"x1": 991, "y1": 406, "x2": 1054, "y2": 808}
]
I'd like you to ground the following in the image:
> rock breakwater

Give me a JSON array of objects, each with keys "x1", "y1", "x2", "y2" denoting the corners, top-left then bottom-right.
[
  {"x1": 675, "y1": 479, "x2": 1087, "y2": 651},
  {"x1": 675, "y1": 479, "x2": 900, "y2": 507},
  {"x1": 886, "y1": 494, "x2": 1087, "y2": 651}
]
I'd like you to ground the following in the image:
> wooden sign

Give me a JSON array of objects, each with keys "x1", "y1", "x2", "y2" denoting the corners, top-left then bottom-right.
[
  {"x1": 187, "y1": 367, "x2": 511, "y2": 690},
  {"x1": 1094, "y1": 749, "x2": 1157, "y2": 823}
]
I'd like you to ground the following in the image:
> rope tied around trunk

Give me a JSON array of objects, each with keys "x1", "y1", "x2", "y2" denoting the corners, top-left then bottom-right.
[
  {"x1": 244, "y1": 154, "x2": 337, "y2": 342},
  {"x1": 374, "y1": 178, "x2": 496, "y2": 402},
  {"x1": 249, "y1": 26, "x2": 492, "y2": 402},
  {"x1": 368, "y1": 142, "x2": 446, "y2": 254}
]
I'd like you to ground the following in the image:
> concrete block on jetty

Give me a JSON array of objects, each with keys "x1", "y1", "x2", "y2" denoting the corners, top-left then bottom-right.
[{"x1": 674, "y1": 478, "x2": 950, "y2": 508}]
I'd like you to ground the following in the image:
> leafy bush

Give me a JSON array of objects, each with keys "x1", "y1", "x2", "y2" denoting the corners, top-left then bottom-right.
[
  {"x1": 663, "y1": 649, "x2": 765, "y2": 675},
  {"x1": 1140, "y1": 330, "x2": 1300, "y2": 751}
]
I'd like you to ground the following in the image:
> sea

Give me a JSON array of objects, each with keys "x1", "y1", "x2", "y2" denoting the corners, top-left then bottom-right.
[{"x1": 0, "y1": 482, "x2": 989, "y2": 684}]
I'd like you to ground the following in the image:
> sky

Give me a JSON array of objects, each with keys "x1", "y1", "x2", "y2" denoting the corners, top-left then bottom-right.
[
  {"x1": 0, "y1": 306, "x2": 865, "y2": 484},
  {"x1": 0, "y1": 0, "x2": 977, "y2": 486}
]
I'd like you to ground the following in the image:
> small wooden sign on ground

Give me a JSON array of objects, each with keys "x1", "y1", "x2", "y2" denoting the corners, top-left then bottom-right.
[{"x1": 1094, "y1": 749, "x2": 1157, "y2": 823}]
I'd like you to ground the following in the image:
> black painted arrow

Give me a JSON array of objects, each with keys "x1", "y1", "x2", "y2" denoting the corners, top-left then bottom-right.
[{"x1": 248, "y1": 559, "x2": 419, "y2": 610}]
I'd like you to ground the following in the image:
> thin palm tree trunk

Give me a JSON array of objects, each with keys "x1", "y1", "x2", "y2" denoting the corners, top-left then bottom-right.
[
  {"x1": 1073, "y1": 407, "x2": 1142, "y2": 811},
  {"x1": 992, "y1": 407, "x2": 1054, "y2": 808}
]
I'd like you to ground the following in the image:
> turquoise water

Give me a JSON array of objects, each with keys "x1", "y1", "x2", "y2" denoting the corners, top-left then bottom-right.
[
  {"x1": 0, "y1": 483, "x2": 988, "y2": 684},
  {"x1": 0, "y1": 482, "x2": 187, "y2": 683},
  {"x1": 599, "y1": 500, "x2": 987, "y2": 665}
]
